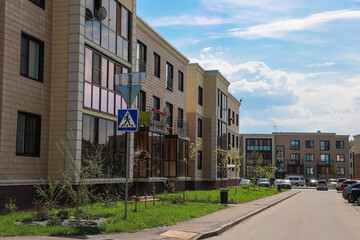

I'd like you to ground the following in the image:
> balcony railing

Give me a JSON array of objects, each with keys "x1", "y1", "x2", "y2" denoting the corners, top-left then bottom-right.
[
  {"x1": 136, "y1": 59, "x2": 146, "y2": 73},
  {"x1": 287, "y1": 159, "x2": 304, "y2": 165}
]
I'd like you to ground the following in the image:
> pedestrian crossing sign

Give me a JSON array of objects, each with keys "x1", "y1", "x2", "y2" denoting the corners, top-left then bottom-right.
[{"x1": 117, "y1": 109, "x2": 138, "y2": 131}]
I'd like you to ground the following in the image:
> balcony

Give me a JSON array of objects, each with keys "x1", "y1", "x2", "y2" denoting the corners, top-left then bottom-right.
[{"x1": 287, "y1": 159, "x2": 304, "y2": 165}]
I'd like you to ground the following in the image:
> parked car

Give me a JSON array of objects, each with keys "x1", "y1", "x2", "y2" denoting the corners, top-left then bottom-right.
[
  {"x1": 258, "y1": 178, "x2": 270, "y2": 187},
  {"x1": 240, "y1": 179, "x2": 250, "y2": 185},
  {"x1": 285, "y1": 176, "x2": 305, "y2": 186},
  {"x1": 309, "y1": 179, "x2": 318, "y2": 187},
  {"x1": 350, "y1": 188, "x2": 360, "y2": 206},
  {"x1": 340, "y1": 180, "x2": 360, "y2": 191},
  {"x1": 336, "y1": 178, "x2": 348, "y2": 191},
  {"x1": 279, "y1": 179, "x2": 292, "y2": 189},
  {"x1": 342, "y1": 183, "x2": 360, "y2": 203},
  {"x1": 327, "y1": 179, "x2": 337, "y2": 187},
  {"x1": 274, "y1": 179, "x2": 282, "y2": 186},
  {"x1": 317, "y1": 180, "x2": 328, "y2": 191}
]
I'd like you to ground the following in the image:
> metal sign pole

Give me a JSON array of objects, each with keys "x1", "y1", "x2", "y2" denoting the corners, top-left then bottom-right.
[{"x1": 124, "y1": 75, "x2": 132, "y2": 220}]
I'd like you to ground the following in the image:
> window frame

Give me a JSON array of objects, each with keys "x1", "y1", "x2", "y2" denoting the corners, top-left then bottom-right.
[
  {"x1": 336, "y1": 154, "x2": 345, "y2": 162},
  {"x1": 306, "y1": 153, "x2": 314, "y2": 162},
  {"x1": 16, "y1": 111, "x2": 41, "y2": 157},
  {"x1": 178, "y1": 70, "x2": 184, "y2": 92},
  {"x1": 20, "y1": 32, "x2": 44, "y2": 82},
  {"x1": 197, "y1": 150, "x2": 203, "y2": 170},
  {"x1": 320, "y1": 140, "x2": 330, "y2": 150},
  {"x1": 198, "y1": 86, "x2": 203, "y2": 106},
  {"x1": 153, "y1": 52, "x2": 160, "y2": 78},
  {"x1": 198, "y1": 118, "x2": 202, "y2": 138},
  {"x1": 290, "y1": 140, "x2": 300, "y2": 150},
  {"x1": 165, "y1": 62, "x2": 174, "y2": 91},
  {"x1": 336, "y1": 141, "x2": 344, "y2": 149},
  {"x1": 305, "y1": 140, "x2": 314, "y2": 148}
]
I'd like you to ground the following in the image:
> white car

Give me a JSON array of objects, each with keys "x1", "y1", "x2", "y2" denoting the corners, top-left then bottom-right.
[{"x1": 285, "y1": 176, "x2": 305, "y2": 187}]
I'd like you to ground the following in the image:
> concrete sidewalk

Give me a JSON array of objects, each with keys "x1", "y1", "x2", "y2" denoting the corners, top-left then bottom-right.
[{"x1": 0, "y1": 190, "x2": 300, "y2": 240}]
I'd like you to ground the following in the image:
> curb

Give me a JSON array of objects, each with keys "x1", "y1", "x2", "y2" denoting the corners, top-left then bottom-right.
[{"x1": 194, "y1": 191, "x2": 301, "y2": 239}]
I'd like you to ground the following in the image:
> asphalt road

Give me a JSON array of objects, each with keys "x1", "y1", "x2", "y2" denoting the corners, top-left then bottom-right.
[{"x1": 208, "y1": 189, "x2": 360, "y2": 240}]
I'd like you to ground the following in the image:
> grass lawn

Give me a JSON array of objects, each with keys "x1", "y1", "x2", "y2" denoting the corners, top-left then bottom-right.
[
  {"x1": 0, "y1": 201, "x2": 226, "y2": 236},
  {"x1": 158, "y1": 186, "x2": 282, "y2": 203}
]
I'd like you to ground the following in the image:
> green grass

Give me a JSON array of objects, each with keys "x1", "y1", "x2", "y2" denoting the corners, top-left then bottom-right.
[
  {"x1": 158, "y1": 186, "x2": 281, "y2": 204},
  {"x1": 0, "y1": 201, "x2": 226, "y2": 236}
]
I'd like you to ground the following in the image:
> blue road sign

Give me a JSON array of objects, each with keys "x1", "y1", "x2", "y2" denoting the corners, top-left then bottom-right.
[
  {"x1": 118, "y1": 109, "x2": 138, "y2": 131},
  {"x1": 278, "y1": 167, "x2": 284, "y2": 173}
]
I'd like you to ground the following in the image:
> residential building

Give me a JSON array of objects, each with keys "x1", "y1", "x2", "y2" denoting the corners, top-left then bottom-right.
[
  {"x1": 353, "y1": 134, "x2": 360, "y2": 179},
  {"x1": 186, "y1": 64, "x2": 241, "y2": 189},
  {"x1": 241, "y1": 132, "x2": 350, "y2": 179},
  {"x1": 133, "y1": 16, "x2": 189, "y2": 191}
]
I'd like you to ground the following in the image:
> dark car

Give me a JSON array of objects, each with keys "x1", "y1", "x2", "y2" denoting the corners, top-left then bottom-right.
[
  {"x1": 340, "y1": 180, "x2": 360, "y2": 191},
  {"x1": 317, "y1": 180, "x2": 328, "y2": 191},
  {"x1": 350, "y1": 188, "x2": 360, "y2": 206},
  {"x1": 342, "y1": 183, "x2": 360, "y2": 203}
]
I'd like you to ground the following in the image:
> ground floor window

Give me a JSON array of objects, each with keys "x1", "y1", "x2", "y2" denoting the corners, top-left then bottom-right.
[
  {"x1": 337, "y1": 167, "x2": 345, "y2": 175},
  {"x1": 16, "y1": 111, "x2": 41, "y2": 157},
  {"x1": 82, "y1": 114, "x2": 126, "y2": 177},
  {"x1": 306, "y1": 167, "x2": 314, "y2": 175}
]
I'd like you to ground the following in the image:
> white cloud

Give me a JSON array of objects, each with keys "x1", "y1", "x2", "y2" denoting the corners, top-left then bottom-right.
[
  {"x1": 306, "y1": 62, "x2": 336, "y2": 67},
  {"x1": 190, "y1": 48, "x2": 360, "y2": 135},
  {"x1": 228, "y1": 10, "x2": 360, "y2": 39},
  {"x1": 148, "y1": 15, "x2": 227, "y2": 27}
]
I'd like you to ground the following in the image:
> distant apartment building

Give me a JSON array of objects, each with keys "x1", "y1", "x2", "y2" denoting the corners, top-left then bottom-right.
[
  {"x1": 241, "y1": 132, "x2": 350, "y2": 179},
  {"x1": 186, "y1": 64, "x2": 241, "y2": 189}
]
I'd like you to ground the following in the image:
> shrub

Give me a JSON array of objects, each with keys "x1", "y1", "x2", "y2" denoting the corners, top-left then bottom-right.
[
  {"x1": 169, "y1": 195, "x2": 183, "y2": 204},
  {"x1": 56, "y1": 210, "x2": 70, "y2": 220},
  {"x1": 3, "y1": 197, "x2": 18, "y2": 214},
  {"x1": 34, "y1": 177, "x2": 67, "y2": 211},
  {"x1": 32, "y1": 199, "x2": 49, "y2": 221}
]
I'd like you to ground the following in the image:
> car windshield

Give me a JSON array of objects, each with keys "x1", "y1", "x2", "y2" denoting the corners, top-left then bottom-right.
[
  {"x1": 330, "y1": 180, "x2": 336, "y2": 183},
  {"x1": 260, "y1": 179, "x2": 268, "y2": 182},
  {"x1": 243, "y1": 180, "x2": 250, "y2": 183},
  {"x1": 281, "y1": 180, "x2": 290, "y2": 184},
  {"x1": 318, "y1": 181, "x2": 326, "y2": 184}
]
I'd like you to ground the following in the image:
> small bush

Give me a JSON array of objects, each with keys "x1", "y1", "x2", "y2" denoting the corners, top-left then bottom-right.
[
  {"x1": 32, "y1": 199, "x2": 49, "y2": 221},
  {"x1": 56, "y1": 210, "x2": 70, "y2": 220},
  {"x1": 3, "y1": 197, "x2": 18, "y2": 214},
  {"x1": 169, "y1": 195, "x2": 183, "y2": 204},
  {"x1": 47, "y1": 219, "x2": 62, "y2": 226}
]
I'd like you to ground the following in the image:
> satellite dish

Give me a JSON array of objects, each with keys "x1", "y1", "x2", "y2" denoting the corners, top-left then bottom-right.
[
  {"x1": 163, "y1": 107, "x2": 170, "y2": 116},
  {"x1": 85, "y1": 8, "x2": 93, "y2": 21},
  {"x1": 97, "y1": 7, "x2": 107, "y2": 21}
]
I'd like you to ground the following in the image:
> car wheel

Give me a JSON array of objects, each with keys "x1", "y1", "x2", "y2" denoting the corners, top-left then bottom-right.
[
  {"x1": 295, "y1": 183, "x2": 299, "y2": 187},
  {"x1": 357, "y1": 197, "x2": 360, "y2": 206},
  {"x1": 348, "y1": 195, "x2": 355, "y2": 203}
]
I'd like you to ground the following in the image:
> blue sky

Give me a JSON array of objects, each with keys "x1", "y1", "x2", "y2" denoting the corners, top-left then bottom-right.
[{"x1": 137, "y1": 0, "x2": 360, "y2": 138}]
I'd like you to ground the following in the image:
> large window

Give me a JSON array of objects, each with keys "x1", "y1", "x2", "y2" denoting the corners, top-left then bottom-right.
[
  {"x1": 152, "y1": 96, "x2": 160, "y2": 121},
  {"x1": 247, "y1": 139, "x2": 272, "y2": 151},
  {"x1": 166, "y1": 62, "x2": 173, "y2": 91},
  {"x1": 320, "y1": 154, "x2": 330, "y2": 164},
  {"x1": 85, "y1": 0, "x2": 130, "y2": 61},
  {"x1": 336, "y1": 141, "x2": 344, "y2": 149},
  {"x1": 306, "y1": 167, "x2": 314, "y2": 175},
  {"x1": 290, "y1": 153, "x2": 300, "y2": 161},
  {"x1": 136, "y1": 41, "x2": 146, "y2": 72},
  {"x1": 20, "y1": 33, "x2": 44, "y2": 82},
  {"x1": 276, "y1": 146, "x2": 284, "y2": 166},
  {"x1": 306, "y1": 154, "x2": 314, "y2": 162},
  {"x1": 16, "y1": 112, "x2": 41, "y2": 157},
  {"x1": 135, "y1": 90, "x2": 146, "y2": 112},
  {"x1": 217, "y1": 90, "x2": 227, "y2": 120},
  {"x1": 320, "y1": 140, "x2": 330, "y2": 150},
  {"x1": 290, "y1": 140, "x2": 300, "y2": 150},
  {"x1": 198, "y1": 118, "x2": 202, "y2": 138},
  {"x1": 198, "y1": 86, "x2": 203, "y2": 106},
  {"x1": 153, "y1": 53, "x2": 160, "y2": 78},
  {"x1": 197, "y1": 151, "x2": 202, "y2": 170},
  {"x1": 82, "y1": 114, "x2": 126, "y2": 177},
  {"x1": 84, "y1": 47, "x2": 127, "y2": 115},
  {"x1": 29, "y1": 0, "x2": 45, "y2": 9},
  {"x1": 236, "y1": 114, "x2": 239, "y2": 126},
  {"x1": 217, "y1": 120, "x2": 227, "y2": 150},
  {"x1": 178, "y1": 71, "x2": 184, "y2": 92},
  {"x1": 337, "y1": 167, "x2": 345, "y2": 175},
  {"x1": 336, "y1": 154, "x2": 345, "y2": 162},
  {"x1": 306, "y1": 140, "x2": 314, "y2": 148},
  {"x1": 166, "y1": 102, "x2": 173, "y2": 132}
]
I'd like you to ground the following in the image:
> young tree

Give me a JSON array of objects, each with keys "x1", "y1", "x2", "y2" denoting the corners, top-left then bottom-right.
[
  {"x1": 217, "y1": 147, "x2": 230, "y2": 188},
  {"x1": 227, "y1": 146, "x2": 243, "y2": 192}
]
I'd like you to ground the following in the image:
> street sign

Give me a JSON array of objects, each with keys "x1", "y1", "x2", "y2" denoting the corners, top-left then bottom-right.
[
  {"x1": 117, "y1": 109, "x2": 138, "y2": 131},
  {"x1": 278, "y1": 167, "x2": 284, "y2": 173}
]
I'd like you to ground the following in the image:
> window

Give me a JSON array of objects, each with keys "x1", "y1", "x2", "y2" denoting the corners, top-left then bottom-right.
[
  {"x1": 165, "y1": 62, "x2": 173, "y2": 91},
  {"x1": 232, "y1": 111, "x2": 235, "y2": 124},
  {"x1": 136, "y1": 90, "x2": 146, "y2": 112},
  {"x1": 306, "y1": 140, "x2": 314, "y2": 148},
  {"x1": 337, "y1": 167, "x2": 345, "y2": 175},
  {"x1": 236, "y1": 136, "x2": 239, "y2": 148},
  {"x1": 276, "y1": 146, "x2": 284, "y2": 166},
  {"x1": 198, "y1": 86, "x2": 203, "y2": 106},
  {"x1": 290, "y1": 140, "x2": 300, "y2": 150},
  {"x1": 29, "y1": 0, "x2": 45, "y2": 9},
  {"x1": 16, "y1": 112, "x2": 41, "y2": 157},
  {"x1": 153, "y1": 53, "x2": 160, "y2": 78},
  {"x1": 236, "y1": 114, "x2": 239, "y2": 126},
  {"x1": 290, "y1": 153, "x2": 300, "y2": 161},
  {"x1": 336, "y1": 141, "x2": 344, "y2": 149},
  {"x1": 152, "y1": 96, "x2": 160, "y2": 121},
  {"x1": 198, "y1": 118, "x2": 202, "y2": 138},
  {"x1": 320, "y1": 140, "x2": 330, "y2": 150},
  {"x1": 228, "y1": 133, "x2": 231, "y2": 150},
  {"x1": 306, "y1": 167, "x2": 314, "y2": 175},
  {"x1": 336, "y1": 154, "x2": 345, "y2": 162},
  {"x1": 228, "y1": 109, "x2": 231, "y2": 126},
  {"x1": 84, "y1": 47, "x2": 126, "y2": 115},
  {"x1": 217, "y1": 89, "x2": 227, "y2": 120},
  {"x1": 20, "y1": 33, "x2": 44, "y2": 82},
  {"x1": 85, "y1": 0, "x2": 130, "y2": 61},
  {"x1": 166, "y1": 102, "x2": 173, "y2": 132},
  {"x1": 320, "y1": 154, "x2": 330, "y2": 164},
  {"x1": 136, "y1": 41, "x2": 146, "y2": 72},
  {"x1": 178, "y1": 108, "x2": 184, "y2": 130},
  {"x1": 178, "y1": 71, "x2": 184, "y2": 92},
  {"x1": 197, "y1": 151, "x2": 202, "y2": 170},
  {"x1": 232, "y1": 134, "x2": 235, "y2": 148},
  {"x1": 306, "y1": 154, "x2": 314, "y2": 161},
  {"x1": 246, "y1": 139, "x2": 272, "y2": 151},
  {"x1": 217, "y1": 120, "x2": 227, "y2": 150}
]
